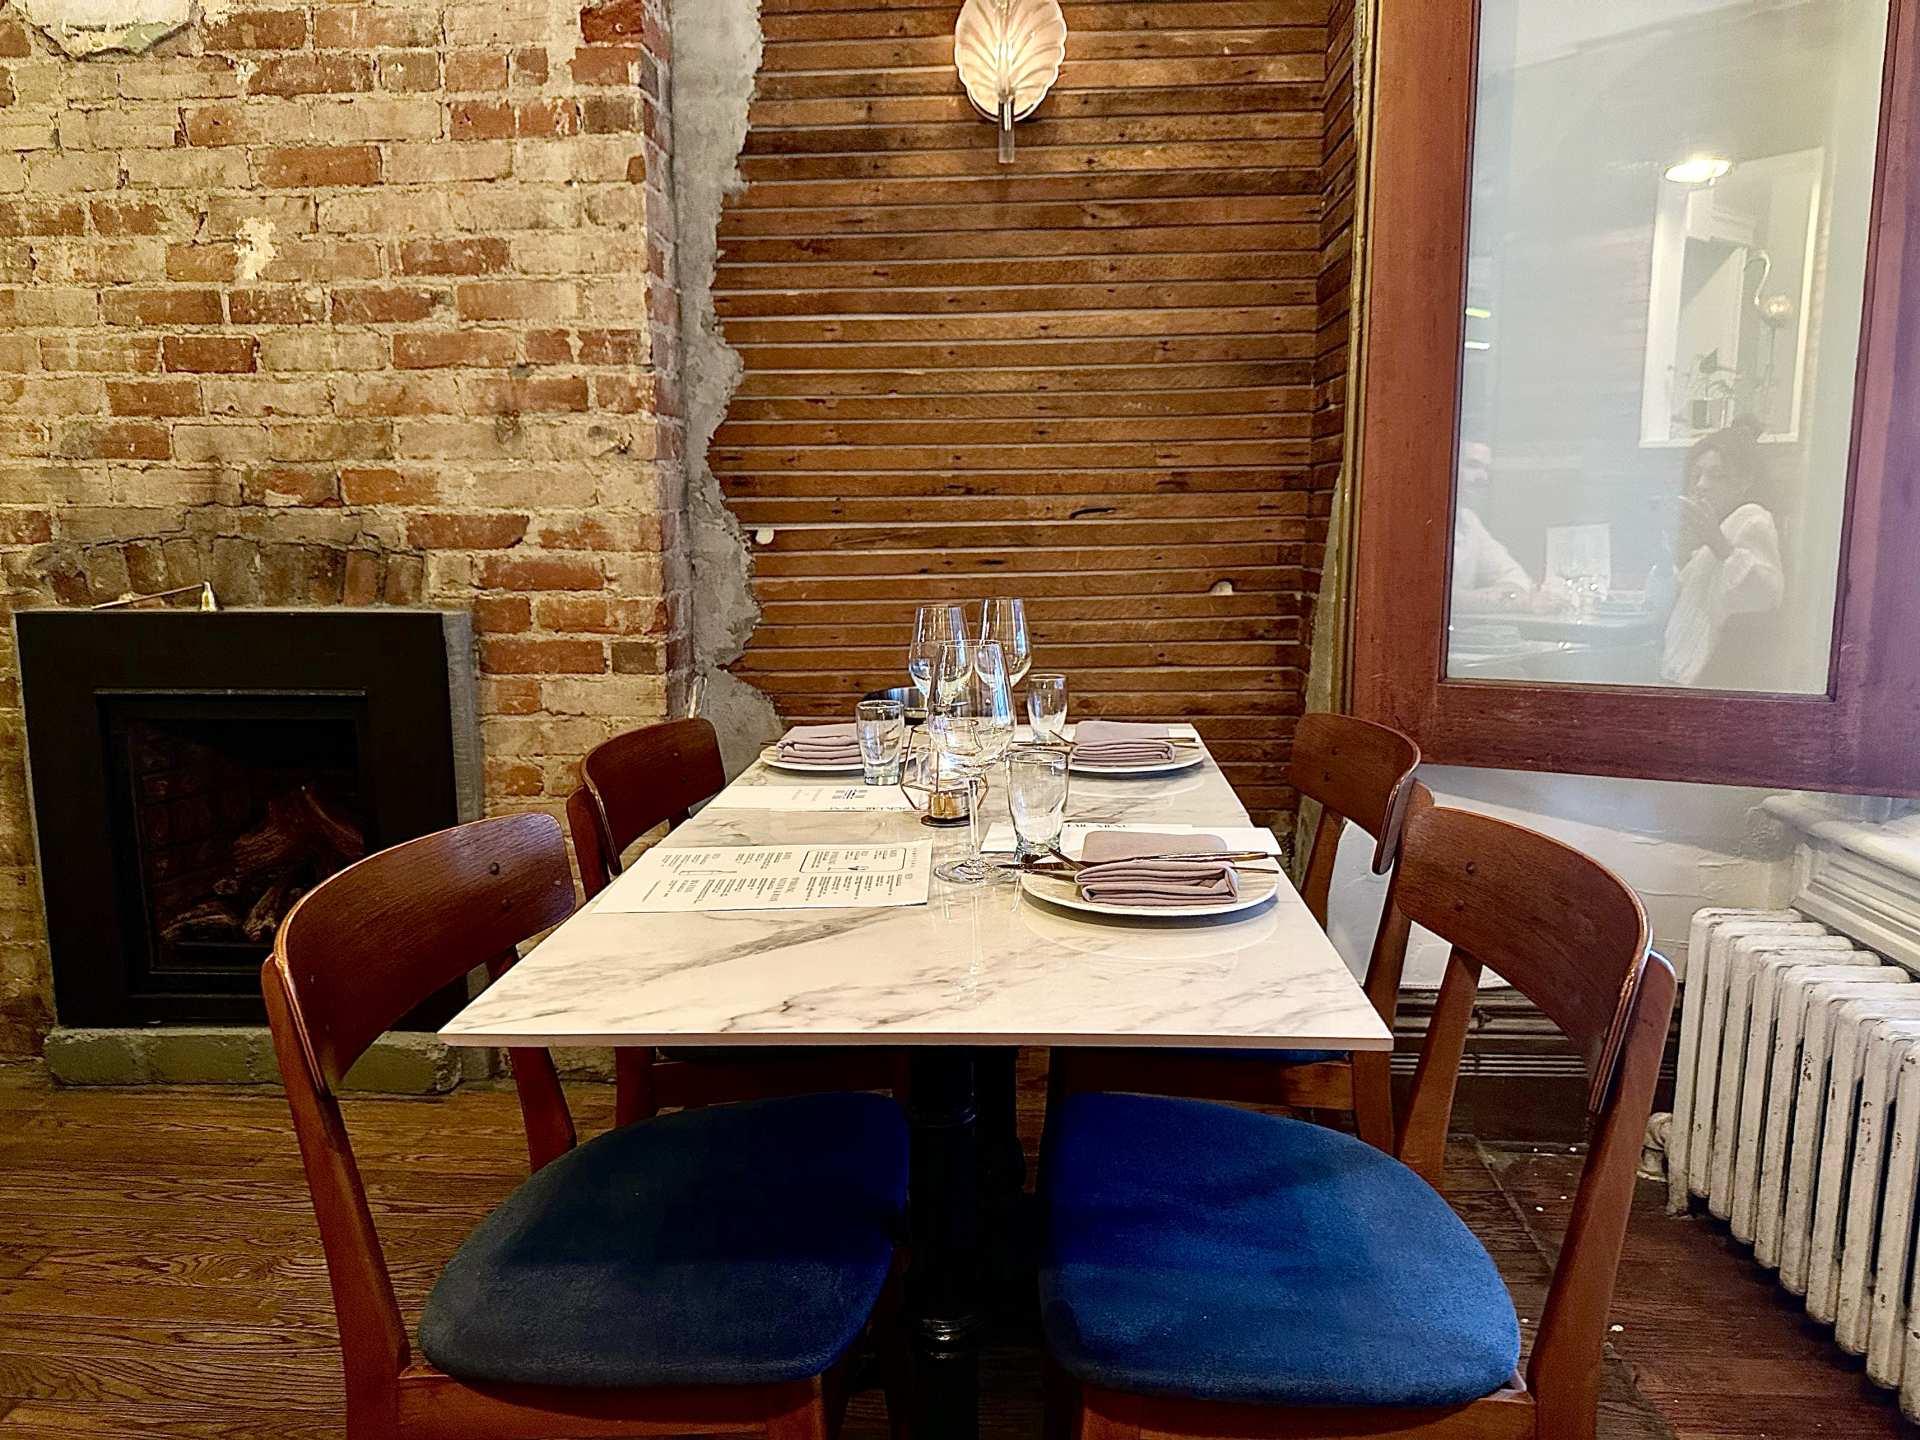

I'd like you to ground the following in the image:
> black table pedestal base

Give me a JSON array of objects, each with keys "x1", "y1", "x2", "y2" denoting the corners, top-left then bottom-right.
[{"x1": 905, "y1": 1049, "x2": 985, "y2": 1440}]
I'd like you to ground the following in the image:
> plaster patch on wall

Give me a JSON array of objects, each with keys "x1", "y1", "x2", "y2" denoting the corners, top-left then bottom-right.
[
  {"x1": 234, "y1": 215, "x2": 274, "y2": 282},
  {"x1": 671, "y1": 0, "x2": 779, "y2": 775},
  {"x1": 16, "y1": 0, "x2": 192, "y2": 56}
]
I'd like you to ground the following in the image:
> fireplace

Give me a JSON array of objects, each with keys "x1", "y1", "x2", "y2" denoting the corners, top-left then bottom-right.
[{"x1": 16, "y1": 610, "x2": 479, "y2": 1028}]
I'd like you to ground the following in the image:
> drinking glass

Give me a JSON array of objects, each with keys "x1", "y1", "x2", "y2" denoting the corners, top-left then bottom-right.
[
  {"x1": 1005, "y1": 744, "x2": 1070, "y2": 860},
  {"x1": 908, "y1": 604, "x2": 967, "y2": 712},
  {"x1": 979, "y1": 597, "x2": 1032, "y2": 690},
  {"x1": 928, "y1": 639, "x2": 1015, "y2": 884},
  {"x1": 855, "y1": 698, "x2": 906, "y2": 785},
  {"x1": 1027, "y1": 672, "x2": 1068, "y2": 741}
]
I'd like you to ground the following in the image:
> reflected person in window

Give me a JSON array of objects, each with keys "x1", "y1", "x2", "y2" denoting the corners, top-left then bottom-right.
[
  {"x1": 1660, "y1": 418, "x2": 1785, "y2": 687},
  {"x1": 1452, "y1": 440, "x2": 1538, "y2": 613}
]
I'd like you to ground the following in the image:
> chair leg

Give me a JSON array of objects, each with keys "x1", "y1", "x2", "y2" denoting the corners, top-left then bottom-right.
[
  {"x1": 1077, "y1": 1386, "x2": 1143, "y2": 1440},
  {"x1": 1351, "y1": 1049, "x2": 1395, "y2": 1152},
  {"x1": 765, "y1": 1384, "x2": 831, "y2": 1440},
  {"x1": 615, "y1": 1046, "x2": 658, "y2": 1125}
]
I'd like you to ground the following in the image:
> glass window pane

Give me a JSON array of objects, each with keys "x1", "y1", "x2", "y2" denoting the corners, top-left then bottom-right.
[{"x1": 1448, "y1": 0, "x2": 1890, "y2": 693}]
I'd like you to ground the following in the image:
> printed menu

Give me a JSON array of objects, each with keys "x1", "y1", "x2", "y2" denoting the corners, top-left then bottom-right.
[
  {"x1": 594, "y1": 841, "x2": 933, "y2": 913},
  {"x1": 702, "y1": 784, "x2": 913, "y2": 813}
]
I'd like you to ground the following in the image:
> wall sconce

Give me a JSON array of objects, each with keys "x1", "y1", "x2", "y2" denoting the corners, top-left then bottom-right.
[{"x1": 954, "y1": 0, "x2": 1067, "y2": 164}]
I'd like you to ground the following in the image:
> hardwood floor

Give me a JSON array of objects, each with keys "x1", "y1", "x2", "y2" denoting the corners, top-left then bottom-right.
[{"x1": 0, "y1": 1064, "x2": 1908, "y2": 1438}]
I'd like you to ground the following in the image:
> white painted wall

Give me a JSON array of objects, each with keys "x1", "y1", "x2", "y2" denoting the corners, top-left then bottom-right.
[{"x1": 1325, "y1": 766, "x2": 1798, "y2": 988}]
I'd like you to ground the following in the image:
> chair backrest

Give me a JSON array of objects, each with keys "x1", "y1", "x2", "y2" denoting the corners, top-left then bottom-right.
[
  {"x1": 1381, "y1": 802, "x2": 1667, "y2": 1430},
  {"x1": 581, "y1": 718, "x2": 727, "y2": 877},
  {"x1": 261, "y1": 814, "x2": 578, "y2": 1428},
  {"x1": 566, "y1": 784, "x2": 613, "y2": 899},
  {"x1": 1287, "y1": 712, "x2": 1420, "y2": 925}
]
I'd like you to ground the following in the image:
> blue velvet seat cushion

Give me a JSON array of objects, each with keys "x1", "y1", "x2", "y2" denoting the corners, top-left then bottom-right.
[
  {"x1": 419, "y1": 1091, "x2": 907, "y2": 1389},
  {"x1": 1041, "y1": 1092, "x2": 1520, "y2": 1407}
]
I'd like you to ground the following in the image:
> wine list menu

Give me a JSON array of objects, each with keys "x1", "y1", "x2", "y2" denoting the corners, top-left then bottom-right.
[{"x1": 595, "y1": 842, "x2": 934, "y2": 913}]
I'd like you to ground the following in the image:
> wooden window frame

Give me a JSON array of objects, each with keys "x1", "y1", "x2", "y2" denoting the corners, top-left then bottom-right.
[{"x1": 1350, "y1": 0, "x2": 1920, "y2": 795}]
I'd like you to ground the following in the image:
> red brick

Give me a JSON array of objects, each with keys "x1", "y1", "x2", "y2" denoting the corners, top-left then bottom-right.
[
  {"x1": 0, "y1": 19, "x2": 29, "y2": 58},
  {"x1": 581, "y1": 94, "x2": 644, "y2": 134},
  {"x1": 257, "y1": 145, "x2": 381, "y2": 188},
  {"x1": 534, "y1": 594, "x2": 615, "y2": 632},
  {"x1": 107, "y1": 379, "x2": 202, "y2": 417},
  {"x1": 485, "y1": 676, "x2": 543, "y2": 714},
  {"x1": 488, "y1": 759, "x2": 545, "y2": 798},
  {"x1": 409, "y1": 512, "x2": 530, "y2": 549},
  {"x1": 473, "y1": 594, "x2": 533, "y2": 633},
  {"x1": 514, "y1": 99, "x2": 580, "y2": 137},
  {"x1": 40, "y1": 335, "x2": 163, "y2": 372},
  {"x1": 331, "y1": 286, "x2": 440, "y2": 324},
  {"x1": 446, "y1": 50, "x2": 508, "y2": 90},
  {"x1": 577, "y1": 329, "x2": 645, "y2": 366},
  {"x1": 594, "y1": 375, "x2": 650, "y2": 412},
  {"x1": 343, "y1": 550, "x2": 380, "y2": 605},
  {"x1": 392, "y1": 330, "x2": 515, "y2": 369},
  {"x1": 103, "y1": 290, "x2": 224, "y2": 326},
  {"x1": 469, "y1": 375, "x2": 589, "y2": 414},
  {"x1": 481, "y1": 555, "x2": 603, "y2": 591},
  {"x1": 89, "y1": 200, "x2": 168, "y2": 236},
  {"x1": 511, "y1": 47, "x2": 549, "y2": 86},
  {"x1": 538, "y1": 514, "x2": 661, "y2": 551},
  {"x1": 481, "y1": 637, "x2": 606, "y2": 675},
  {"x1": 313, "y1": 8, "x2": 437, "y2": 47},
  {"x1": 450, "y1": 100, "x2": 513, "y2": 141},
  {"x1": 0, "y1": 510, "x2": 52, "y2": 545},
  {"x1": 163, "y1": 335, "x2": 260, "y2": 374},
  {"x1": 0, "y1": 202, "x2": 85, "y2": 236},
  {"x1": 55, "y1": 421, "x2": 171, "y2": 461},
  {"x1": 524, "y1": 329, "x2": 573, "y2": 364},
  {"x1": 243, "y1": 468, "x2": 341, "y2": 505},
  {"x1": 379, "y1": 51, "x2": 439, "y2": 91},
  {"x1": 167, "y1": 243, "x2": 238, "y2": 283},
  {"x1": 611, "y1": 641, "x2": 664, "y2": 675},
  {"x1": 231, "y1": 288, "x2": 327, "y2": 326},
  {"x1": 204, "y1": 8, "x2": 307, "y2": 49},
  {"x1": 181, "y1": 105, "x2": 254, "y2": 146},
  {"x1": 580, "y1": 0, "x2": 666, "y2": 52},
  {"x1": 248, "y1": 53, "x2": 374, "y2": 96},
  {"x1": 340, "y1": 467, "x2": 438, "y2": 505},
  {"x1": 455, "y1": 281, "x2": 576, "y2": 322},
  {"x1": 571, "y1": 46, "x2": 641, "y2": 86},
  {"x1": 397, "y1": 237, "x2": 509, "y2": 276}
]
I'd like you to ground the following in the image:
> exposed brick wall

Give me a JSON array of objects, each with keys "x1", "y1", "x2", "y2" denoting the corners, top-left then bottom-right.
[{"x1": 0, "y1": 0, "x2": 684, "y2": 1054}]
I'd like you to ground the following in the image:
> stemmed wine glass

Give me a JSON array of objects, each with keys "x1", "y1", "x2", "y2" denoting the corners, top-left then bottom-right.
[
  {"x1": 979, "y1": 597, "x2": 1031, "y2": 694},
  {"x1": 927, "y1": 639, "x2": 1016, "y2": 884},
  {"x1": 908, "y1": 604, "x2": 968, "y2": 714}
]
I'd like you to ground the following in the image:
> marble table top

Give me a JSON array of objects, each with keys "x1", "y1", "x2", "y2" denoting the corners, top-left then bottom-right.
[{"x1": 440, "y1": 733, "x2": 1393, "y2": 1051}]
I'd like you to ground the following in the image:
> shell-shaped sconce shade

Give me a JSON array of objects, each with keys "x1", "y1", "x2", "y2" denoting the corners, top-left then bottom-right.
[{"x1": 954, "y1": 0, "x2": 1067, "y2": 125}]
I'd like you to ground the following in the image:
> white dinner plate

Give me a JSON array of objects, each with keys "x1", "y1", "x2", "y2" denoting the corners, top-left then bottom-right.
[
  {"x1": 1068, "y1": 749, "x2": 1207, "y2": 777},
  {"x1": 759, "y1": 748, "x2": 866, "y2": 774},
  {"x1": 1017, "y1": 865, "x2": 1280, "y2": 919}
]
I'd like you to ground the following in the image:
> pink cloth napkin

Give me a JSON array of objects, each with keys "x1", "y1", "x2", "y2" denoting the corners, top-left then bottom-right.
[
  {"x1": 777, "y1": 723, "x2": 862, "y2": 763},
  {"x1": 1071, "y1": 720, "x2": 1176, "y2": 765},
  {"x1": 1074, "y1": 830, "x2": 1240, "y2": 907}
]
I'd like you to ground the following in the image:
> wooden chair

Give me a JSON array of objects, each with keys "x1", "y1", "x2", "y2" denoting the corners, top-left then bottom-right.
[
  {"x1": 264, "y1": 812, "x2": 908, "y2": 1440},
  {"x1": 1040, "y1": 802, "x2": 1671, "y2": 1440},
  {"x1": 574, "y1": 718, "x2": 904, "y2": 1125},
  {"x1": 1052, "y1": 712, "x2": 1421, "y2": 1147}
]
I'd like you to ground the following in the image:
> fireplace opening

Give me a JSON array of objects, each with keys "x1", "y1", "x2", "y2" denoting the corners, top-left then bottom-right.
[
  {"x1": 105, "y1": 697, "x2": 372, "y2": 989},
  {"x1": 18, "y1": 609, "x2": 479, "y2": 1029}
]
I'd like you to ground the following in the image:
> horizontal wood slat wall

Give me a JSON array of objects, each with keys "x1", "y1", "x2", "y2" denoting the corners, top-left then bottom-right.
[{"x1": 715, "y1": 0, "x2": 1340, "y2": 824}]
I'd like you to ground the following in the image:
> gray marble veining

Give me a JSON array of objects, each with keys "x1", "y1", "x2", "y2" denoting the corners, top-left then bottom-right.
[{"x1": 440, "y1": 740, "x2": 1393, "y2": 1051}]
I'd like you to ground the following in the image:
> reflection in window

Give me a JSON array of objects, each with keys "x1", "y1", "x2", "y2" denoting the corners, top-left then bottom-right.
[{"x1": 1447, "y1": 0, "x2": 1890, "y2": 694}]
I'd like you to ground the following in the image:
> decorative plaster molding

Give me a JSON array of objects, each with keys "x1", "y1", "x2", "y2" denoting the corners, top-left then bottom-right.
[{"x1": 1762, "y1": 793, "x2": 1920, "y2": 972}]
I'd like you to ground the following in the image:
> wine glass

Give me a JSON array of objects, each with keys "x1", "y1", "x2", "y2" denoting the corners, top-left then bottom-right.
[
  {"x1": 979, "y1": 597, "x2": 1032, "y2": 691},
  {"x1": 908, "y1": 604, "x2": 967, "y2": 712},
  {"x1": 928, "y1": 639, "x2": 1015, "y2": 885}
]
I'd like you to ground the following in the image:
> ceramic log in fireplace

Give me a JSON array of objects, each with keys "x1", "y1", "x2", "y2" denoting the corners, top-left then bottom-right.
[{"x1": 16, "y1": 610, "x2": 479, "y2": 1028}]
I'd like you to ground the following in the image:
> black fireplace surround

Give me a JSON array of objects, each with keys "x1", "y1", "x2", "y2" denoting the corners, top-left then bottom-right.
[{"x1": 17, "y1": 609, "x2": 478, "y2": 1028}]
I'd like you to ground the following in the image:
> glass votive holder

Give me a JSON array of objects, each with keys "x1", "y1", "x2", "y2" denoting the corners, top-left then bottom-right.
[
  {"x1": 856, "y1": 698, "x2": 906, "y2": 785},
  {"x1": 1005, "y1": 743, "x2": 1070, "y2": 859}
]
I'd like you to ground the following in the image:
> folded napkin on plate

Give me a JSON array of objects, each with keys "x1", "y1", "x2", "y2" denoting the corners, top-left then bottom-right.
[
  {"x1": 1071, "y1": 719, "x2": 1177, "y2": 765},
  {"x1": 777, "y1": 723, "x2": 863, "y2": 763},
  {"x1": 1073, "y1": 829, "x2": 1240, "y2": 908}
]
